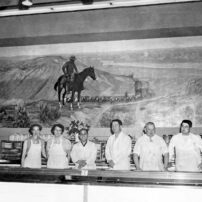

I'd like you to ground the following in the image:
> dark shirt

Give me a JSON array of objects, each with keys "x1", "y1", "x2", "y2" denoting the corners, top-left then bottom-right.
[{"x1": 62, "y1": 61, "x2": 78, "y2": 75}]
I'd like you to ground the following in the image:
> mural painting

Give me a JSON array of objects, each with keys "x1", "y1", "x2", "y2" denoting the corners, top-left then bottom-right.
[{"x1": 1, "y1": 38, "x2": 202, "y2": 132}]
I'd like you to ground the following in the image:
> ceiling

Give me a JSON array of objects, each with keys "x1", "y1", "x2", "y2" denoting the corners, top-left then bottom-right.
[
  {"x1": 0, "y1": 0, "x2": 105, "y2": 8},
  {"x1": 0, "y1": 0, "x2": 200, "y2": 17},
  {"x1": 0, "y1": 0, "x2": 200, "y2": 8}
]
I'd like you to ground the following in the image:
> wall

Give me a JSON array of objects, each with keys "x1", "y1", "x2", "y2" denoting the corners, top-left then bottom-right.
[
  {"x1": 0, "y1": 2, "x2": 202, "y2": 46},
  {"x1": 1, "y1": 2, "x2": 202, "y2": 140},
  {"x1": 1, "y1": 127, "x2": 202, "y2": 142}
]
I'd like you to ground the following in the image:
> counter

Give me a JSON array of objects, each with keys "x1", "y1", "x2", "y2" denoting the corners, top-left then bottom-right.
[{"x1": 0, "y1": 165, "x2": 202, "y2": 187}]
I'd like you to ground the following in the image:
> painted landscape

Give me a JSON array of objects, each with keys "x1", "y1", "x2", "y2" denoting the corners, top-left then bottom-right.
[{"x1": 1, "y1": 46, "x2": 202, "y2": 129}]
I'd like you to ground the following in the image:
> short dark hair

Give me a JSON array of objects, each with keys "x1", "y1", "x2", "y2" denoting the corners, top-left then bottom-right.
[
  {"x1": 145, "y1": 122, "x2": 156, "y2": 129},
  {"x1": 70, "y1": 55, "x2": 76, "y2": 60},
  {"x1": 110, "y1": 119, "x2": 122, "y2": 134},
  {"x1": 51, "y1": 123, "x2": 65, "y2": 135},
  {"x1": 180, "y1": 120, "x2": 192, "y2": 132},
  {"x1": 28, "y1": 124, "x2": 42, "y2": 135},
  {"x1": 79, "y1": 128, "x2": 89, "y2": 135}
]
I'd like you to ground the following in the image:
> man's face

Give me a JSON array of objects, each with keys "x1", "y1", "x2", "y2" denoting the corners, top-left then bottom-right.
[
  {"x1": 79, "y1": 129, "x2": 88, "y2": 143},
  {"x1": 71, "y1": 57, "x2": 76, "y2": 62},
  {"x1": 146, "y1": 124, "x2": 155, "y2": 137},
  {"x1": 181, "y1": 123, "x2": 190, "y2": 135},
  {"x1": 112, "y1": 121, "x2": 121, "y2": 134}
]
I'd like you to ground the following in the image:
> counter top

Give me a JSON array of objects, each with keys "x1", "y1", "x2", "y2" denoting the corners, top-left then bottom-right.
[{"x1": 0, "y1": 165, "x2": 202, "y2": 187}]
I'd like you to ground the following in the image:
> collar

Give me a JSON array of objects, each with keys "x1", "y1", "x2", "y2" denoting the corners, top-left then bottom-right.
[
  {"x1": 80, "y1": 140, "x2": 88, "y2": 147},
  {"x1": 114, "y1": 131, "x2": 123, "y2": 139},
  {"x1": 144, "y1": 134, "x2": 156, "y2": 141}
]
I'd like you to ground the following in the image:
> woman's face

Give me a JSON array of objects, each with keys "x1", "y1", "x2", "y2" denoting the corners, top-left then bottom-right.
[
  {"x1": 54, "y1": 126, "x2": 63, "y2": 137},
  {"x1": 32, "y1": 126, "x2": 41, "y2": 138}
]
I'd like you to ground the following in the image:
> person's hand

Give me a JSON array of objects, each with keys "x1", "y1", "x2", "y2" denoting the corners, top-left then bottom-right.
[
  {"x1": 77, "y1": 160, "x2": 87, "y2": 169},
  {"x1": 198, "y1": 163, "x2": 202, "y2": 170},
  {"x1": 108, "y1": 160, "x2": 115, "y2": 168},
  {"x1": 135, "y1": 166, "x2": 142, "y2": 171},
  {"x1": 163, "y1": 166, "x2": 168, "y2": 171},
  {"x1": 167, "y1": 162, "x2": 173, "y2": 168}
]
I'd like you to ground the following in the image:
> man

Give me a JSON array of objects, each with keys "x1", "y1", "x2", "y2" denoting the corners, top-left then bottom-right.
[
  {"x1": 62, "y1": 55, "x2": 78, "y2": 92},
  {"x1": 169, "y1": 120, "x2": 202, "y2": 172},
  {"x1": 71, "y1": 128, "x2": 97, "y2": 169},
  {"x1": 105, "y1": 119, "x2": 132, "y2": 170},
  {"x1": 133, "y1": 122, "x2": 169, "y2": 171}
]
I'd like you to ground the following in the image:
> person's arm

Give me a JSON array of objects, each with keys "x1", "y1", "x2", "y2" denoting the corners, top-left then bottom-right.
[
  {"x1": 133, "y1": 153, "x2": 141, "y2": 171},
  {"x1": 86, "y1": 143, "x2": 97, "y2": 166},
  {"x1": 112, "y1": 137, "x2": 132, "y2": 165},
  {"x1": 63, "y1": 138, "x2": 72, "y2": 164},
  {"x1": 163, "y1": 152, "x2": 169, "y2": 170},
  {"x1": 168, "y1": 137, "x2": 175, "y2": 164},
  {"x1": 46, "y1": 139, "x2": 52, "y2": 159},
  {"x1": 62, "y1": 62, "x2": 68, "y2": 74},
  {"x1": 73, "y1": 63, "x2": 78, "y2": 73},
  {"x1": 41, "y1": 140, "x2": 47, "y2": 159},
  {"x1": 161, "y1": 138, "x2": 169, "y2": 170},
  {"x1": 21, "y1": 140, "x2": 28, "y2": 167},
  {"x1": 195, "y1": 135, "x2": 202, "y2": 170},
  {"x1": 70, "y1": 144, "x2": 79, "y2": 164},
  {"x1": 105, "y1": 138, "x2": 115, "y2": 168},
  {"x1": 70, "y1": 145, "x2": 87, "y2": 169},
  {"x1": 133, "y1": 139, "x2": 142, "y2": 171}
]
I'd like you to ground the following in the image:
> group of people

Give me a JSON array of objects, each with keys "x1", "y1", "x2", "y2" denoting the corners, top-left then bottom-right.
[
  {"x1": 21, "y1": 123, "x2": 97, "y2": 169},
  {"x1": 21, "y1": 119, "x2": 202, "y2": 172},
  {"x1": 134, "y1": 120, "x2": 202, "y2": 172}
]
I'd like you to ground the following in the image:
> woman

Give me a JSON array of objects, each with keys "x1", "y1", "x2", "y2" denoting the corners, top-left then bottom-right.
[
  {"x1": 21, "y1": 124, "x2": 46, "y2": 168},
  {"x1": 46, "y1": 123, "x2": 71, "y2": 169}
]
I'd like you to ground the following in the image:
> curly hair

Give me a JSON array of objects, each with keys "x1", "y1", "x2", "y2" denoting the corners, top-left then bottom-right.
[
  {"x1": 28, "y1": 124, "x2": 42, "y2": 135},
  {"x1": 51, "y1": 123, "x2": 65, "y2": 135}
]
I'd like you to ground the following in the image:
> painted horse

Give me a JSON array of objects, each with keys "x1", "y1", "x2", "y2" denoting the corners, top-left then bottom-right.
[{"x1": 54, "y1": 66, "x2": 96, "y2": 109}]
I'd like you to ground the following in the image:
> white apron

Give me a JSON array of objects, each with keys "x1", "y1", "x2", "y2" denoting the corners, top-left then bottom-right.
[
  {"x1": 24, "y1": 140, "x2": 41, "y2": 168},
  {"x1": 47, "y1": 139, "x2": 69, "y2": 169},
  {"x1": 176, "y1": 137, "x2": 200, "y2": 172}
]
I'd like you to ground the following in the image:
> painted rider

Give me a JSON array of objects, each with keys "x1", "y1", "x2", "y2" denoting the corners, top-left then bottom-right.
[{"x1": 62, "y1": 55, "x2": 78, "y2": 92}]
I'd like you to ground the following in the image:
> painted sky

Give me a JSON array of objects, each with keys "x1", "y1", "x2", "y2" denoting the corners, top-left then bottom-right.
[{"x1": 1, "y1": 36, "x2": 202, "y2": 58}]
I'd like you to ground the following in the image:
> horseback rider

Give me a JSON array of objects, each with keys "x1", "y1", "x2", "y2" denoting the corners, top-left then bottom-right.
[{"x1": 62, "y1": 55, "x2": 78, "y2": 93}]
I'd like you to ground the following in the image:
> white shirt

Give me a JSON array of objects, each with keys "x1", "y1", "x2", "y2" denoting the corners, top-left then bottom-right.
[
  {"x1": 169, "y1": 133, "x2": 202, "y2": 172},
  {"x1": 71, "y1": 140, "x2": 97, "y2": 169},
  {"x1": 105, "y1": 132, "x2": 132, "y2": 170},
  {"x1": 133, "y1": 134, "x2": 168, "y2": 171}
]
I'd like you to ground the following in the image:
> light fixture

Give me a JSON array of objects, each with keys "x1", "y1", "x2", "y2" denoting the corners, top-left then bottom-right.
[
  {"x1": 81, "y1": 0, "x2": 94, "y2": 5},
  {"x1": 21, "y1": 0, "x2": 33, "y2": 7}
]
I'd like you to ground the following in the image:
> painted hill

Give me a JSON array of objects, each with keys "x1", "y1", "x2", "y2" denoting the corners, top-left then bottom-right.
[
  {"x1": 0, "y1": 56, "x2": 135, "y2": 104},
  {"x1": 1, "y1": 50, "x2": 202, "y2": 106}
]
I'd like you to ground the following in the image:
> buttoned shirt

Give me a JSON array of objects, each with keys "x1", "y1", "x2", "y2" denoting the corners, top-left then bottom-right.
[
  {"x1": 133, "y1": 134, "x2": 168, "y2": 171},
  {"x1": 71, "y1": 140, "x2": 97, "y2": 169}
]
